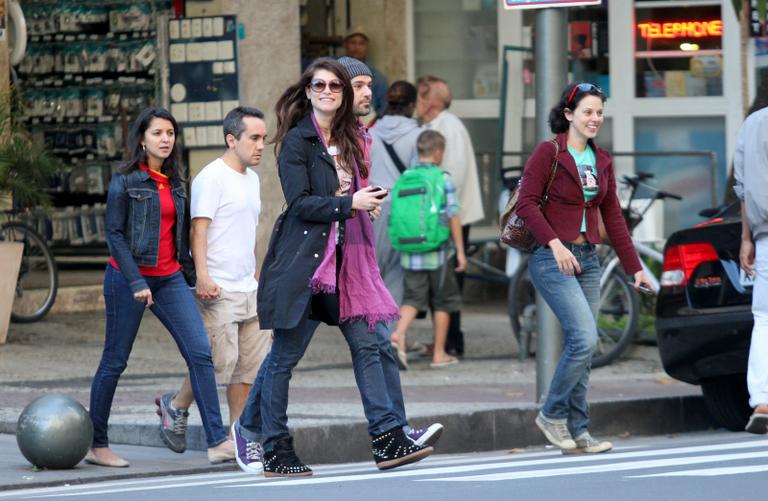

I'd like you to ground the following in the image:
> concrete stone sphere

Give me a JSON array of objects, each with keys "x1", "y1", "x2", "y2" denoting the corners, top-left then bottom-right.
[{"x1": 16, "y1": 394, "x2": 93, "y2": 469}]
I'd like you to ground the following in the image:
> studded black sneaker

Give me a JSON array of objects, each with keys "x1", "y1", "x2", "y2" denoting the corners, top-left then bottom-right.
[
  {"x1": 262, "y1": 436, "x2": 313, "y2": 478},
  {"x1": 372, "y1": 427, "x2": 434, "y2": 470}
]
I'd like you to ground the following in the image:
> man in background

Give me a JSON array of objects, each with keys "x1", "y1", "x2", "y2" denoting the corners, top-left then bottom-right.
[{"x1": 343, "y1": 26, "x2": 388, "y2": 116}]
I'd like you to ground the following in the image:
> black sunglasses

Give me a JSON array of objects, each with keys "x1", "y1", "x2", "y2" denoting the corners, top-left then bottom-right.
[
  {"x1": 309, "y1": 79, "x2": 344, "y2": 94},
  {"x1": 566, "y1": 83, "x2": 602, "y2": 107}
]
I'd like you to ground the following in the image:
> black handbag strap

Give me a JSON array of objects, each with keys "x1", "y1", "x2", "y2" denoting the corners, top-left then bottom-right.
[
  {"x1": 383, "y1": 141, "x2": 407, "y2": 174},
  {"x1": 540, "y1": 139, "x2": 560, "y2": 205}
]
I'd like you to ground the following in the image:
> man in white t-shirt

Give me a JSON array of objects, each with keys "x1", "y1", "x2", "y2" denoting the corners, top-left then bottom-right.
[{"x1": 156, "y1": 106, "x2": 272, "y2": 455}]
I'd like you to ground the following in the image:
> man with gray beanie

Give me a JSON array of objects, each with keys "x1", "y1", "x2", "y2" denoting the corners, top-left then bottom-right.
[
  {"x1": 336, "y1": 55, "x2": 445, "y2": 449},
  {"x1": 338, "y1": 56, "x2": 374, "y2": 179}
]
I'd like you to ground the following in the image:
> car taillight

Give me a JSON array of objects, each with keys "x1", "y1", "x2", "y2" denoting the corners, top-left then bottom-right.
[
  {"x1": 693, "y1": 217, "x2": 725, "y2": 228},
  {"x1": 661, "y1": 243, "x2": 719, "y2": 287}
]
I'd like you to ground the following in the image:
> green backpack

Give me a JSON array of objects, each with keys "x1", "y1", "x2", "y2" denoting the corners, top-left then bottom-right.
[{"x1": 388, "y1": 166, "x2": 450, "y2": 253}]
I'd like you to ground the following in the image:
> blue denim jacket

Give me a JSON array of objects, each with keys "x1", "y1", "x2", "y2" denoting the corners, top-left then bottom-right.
[{"x1": 105, "y1": 169, "x2": 194, "y2": 293}]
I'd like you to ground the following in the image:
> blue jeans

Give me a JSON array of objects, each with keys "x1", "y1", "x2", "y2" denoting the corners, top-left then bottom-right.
[
  {"x1": 237, "y1": 314, "x2": 405, "y2": 452},
  {"x1": 528, "y1": 243, "x2": 600, "y2": 437},
  {"x1": 89, "y1": 266, "x2": 227, "y2": 448}
]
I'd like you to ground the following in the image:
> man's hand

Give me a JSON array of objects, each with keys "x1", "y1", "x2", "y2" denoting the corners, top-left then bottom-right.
[
  {"x1": 196, "y1": 274, "x2": 221, "y2": 300},
  {"x1": 369, "y1": 206, "x2": 382, "y2": 221},
  {"x1": 740, "y1": 237, "x2": 755, "y2": 277}
]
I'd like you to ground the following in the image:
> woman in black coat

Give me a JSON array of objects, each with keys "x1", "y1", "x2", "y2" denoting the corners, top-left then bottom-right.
[{"x1": 232, "y1": 58, "x2": 434, "y2": 477}]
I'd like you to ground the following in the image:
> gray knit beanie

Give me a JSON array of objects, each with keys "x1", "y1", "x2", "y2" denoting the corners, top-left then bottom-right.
[{"x1": 337, "y1": 56, "x2": 373, "y2": 79}]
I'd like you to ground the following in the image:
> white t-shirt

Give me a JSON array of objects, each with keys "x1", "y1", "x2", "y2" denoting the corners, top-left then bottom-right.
[{"x1": 191, "y1": 158, "x2": 261, "y2": 292}]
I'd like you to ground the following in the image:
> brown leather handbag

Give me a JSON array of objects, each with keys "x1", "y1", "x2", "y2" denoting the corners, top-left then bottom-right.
[{"x1": 500, "y1": 139, "x2": 559, "y2": 252}]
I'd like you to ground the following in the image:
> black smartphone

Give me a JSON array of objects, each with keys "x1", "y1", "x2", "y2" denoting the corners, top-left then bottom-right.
[
  {"x1": 370, "y1": 186, "x2": 388, "y2": 199},
  {"x1": 627, "y1": 280, "x2": 655, "y2": 295}
]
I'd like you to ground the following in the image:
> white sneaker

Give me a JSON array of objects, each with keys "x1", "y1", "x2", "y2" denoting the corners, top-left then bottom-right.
[
  {"x1": 562, "y1": 432, "x2": 613, "y2": 454},
  {"x1": 535, "y1": 412, "x2": 576, "y2": 450}
]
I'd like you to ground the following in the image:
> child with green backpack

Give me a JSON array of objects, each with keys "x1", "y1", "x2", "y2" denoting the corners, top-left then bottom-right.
[{"x1": 389, "y1": 130, "x2": 466, "y2": 369}]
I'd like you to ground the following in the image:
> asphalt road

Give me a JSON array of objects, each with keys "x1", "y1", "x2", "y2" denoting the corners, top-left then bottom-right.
[{"x1": 2, "y1": 431, "x2": 765, "y2": 501}]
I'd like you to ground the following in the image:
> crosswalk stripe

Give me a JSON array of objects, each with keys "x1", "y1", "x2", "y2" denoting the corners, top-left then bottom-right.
[
  {"x1": 418, "y1": 450, "x2": 768, "y2": 482},
  {"x1": 10, "y1": 439, "x2": 768, "y2": 497},
  {"x1": 221, "y1": 441, "x2": 768, "y2": 489},
  {"x1": 1, "y1": 452, "x2": 547, "y2": 499},
  {"x1": 628, "y1": 464, "x2": 768, "y2": 478}
]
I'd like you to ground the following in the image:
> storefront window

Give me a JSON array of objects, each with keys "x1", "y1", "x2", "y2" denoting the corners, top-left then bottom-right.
[
  {"x1": 634, "y1": 116, "x2": 725, "y2": 234},
  {"x1": 518, "y1": 4, "x2": 609, "y2": 99},
  {"x1": 413, "y1": 0, "x2": 498, "y2": 99},
  {"x1": 635, "y1": 3, "x2": 723, "y2": 97}
]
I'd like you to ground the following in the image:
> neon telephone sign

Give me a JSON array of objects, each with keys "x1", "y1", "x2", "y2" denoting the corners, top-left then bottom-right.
[{"x1": 637, "y1": 20, "x2": 722, "y2": 39}]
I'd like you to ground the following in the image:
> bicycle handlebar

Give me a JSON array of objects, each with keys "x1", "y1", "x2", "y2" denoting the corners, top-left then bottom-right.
[
  {"x1": 621, "y1": 174, "x2": 682, "y2": 202},
  {"x1": 656, "y1": 190, "x2": 682, "y2": 201}
]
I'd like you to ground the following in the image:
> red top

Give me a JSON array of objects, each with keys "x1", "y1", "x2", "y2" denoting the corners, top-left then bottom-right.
[
  {"x1": 110, "y1": 165, "x2": 182, "y2": 277},
  {"x1": 516, "y1": 133, "x2": 642, "y2": 275}
]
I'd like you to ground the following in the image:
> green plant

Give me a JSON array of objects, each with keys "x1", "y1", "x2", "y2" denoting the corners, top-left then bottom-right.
[{"x1": 0, "y1": 87, "x2": 62, "y2": 209}]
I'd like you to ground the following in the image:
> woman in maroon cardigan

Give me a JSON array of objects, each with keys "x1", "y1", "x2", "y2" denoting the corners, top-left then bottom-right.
[{"x1": 517, "y1": 83, "x2": 652, "y2": 454}]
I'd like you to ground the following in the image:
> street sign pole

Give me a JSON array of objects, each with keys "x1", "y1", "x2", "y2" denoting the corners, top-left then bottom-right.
[{"x1": 534, "y1": 7, "x2": 568, "y2": 404}]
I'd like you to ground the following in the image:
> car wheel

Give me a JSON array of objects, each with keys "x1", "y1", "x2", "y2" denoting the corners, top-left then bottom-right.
[{"x1": 700, "y1": 374, "x2": 752, "y2": 431}]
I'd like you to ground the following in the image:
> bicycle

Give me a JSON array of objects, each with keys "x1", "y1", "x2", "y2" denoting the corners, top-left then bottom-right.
[
  {"x1": 0, "y1": 211, "x2": 58, "y2": 323},
  {"x1": 507, "y1": 172, "x2": 681, "y2": 367}
]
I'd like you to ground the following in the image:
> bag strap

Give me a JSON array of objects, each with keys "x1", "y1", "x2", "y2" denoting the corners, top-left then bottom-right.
[
  {"x1": 540, "y1": 139, "x2": 560, "y2": 206},
  {"x1": 383, "y1": 141, "x2": 407, "y2": 174}
]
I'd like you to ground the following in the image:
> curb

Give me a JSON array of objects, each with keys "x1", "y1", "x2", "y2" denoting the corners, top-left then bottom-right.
[
  {"x1": 0, "y1": 463, "x2": 238, "y2": 492},
  {"x1": 1, "y1": 394, "x2": 714, "y2": 470}
]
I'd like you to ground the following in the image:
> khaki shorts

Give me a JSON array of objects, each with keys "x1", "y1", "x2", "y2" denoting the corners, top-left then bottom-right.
[
  {"x1": 197, "y1": 289, "x2": 272, "y2": 386},
  {"x1": 402, "y1": 263, "x2": 462, "y2": 313}
]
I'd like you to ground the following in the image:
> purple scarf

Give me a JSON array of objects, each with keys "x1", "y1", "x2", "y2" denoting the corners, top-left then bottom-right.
[{"x1": 308, "y1": 116, "x2": 399, "y2": 331}]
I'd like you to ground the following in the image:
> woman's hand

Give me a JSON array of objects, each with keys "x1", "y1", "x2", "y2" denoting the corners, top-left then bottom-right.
[
  {"x1": 352, "y1": 186, "x2": 385, "y2": 212},
  {"x1": 133, "y1": 288, "x2": 154, "y2": 307},
  {"x1": 633, "y1": 270, "x2": 654, "y2": 292},
  {"x1": 549, "y1": 239, "x2": 581, "y2": 276}
]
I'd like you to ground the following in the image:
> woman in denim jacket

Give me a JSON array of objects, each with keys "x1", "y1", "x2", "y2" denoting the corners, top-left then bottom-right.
[{"x1": 86, "y1": 107, "x2": 233, "y2": 467}]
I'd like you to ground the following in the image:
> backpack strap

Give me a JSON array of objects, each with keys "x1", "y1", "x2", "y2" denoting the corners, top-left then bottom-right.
[{"x1": 383, "y1": 141, "x2": 408, "y2": 174}]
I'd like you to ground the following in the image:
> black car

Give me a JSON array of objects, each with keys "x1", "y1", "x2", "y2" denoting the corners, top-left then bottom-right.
[{"x1": 655, "y1": 202, "x2": 753, "y2": 431}]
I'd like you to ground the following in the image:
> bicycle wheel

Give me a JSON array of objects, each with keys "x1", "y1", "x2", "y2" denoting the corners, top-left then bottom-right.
[
  {"x1": 0, "y1": 222, "x2": 58, "y2": 323},
  {"x1": 592, "y1": 268, "x2": 639, "y2": 368},
  {"x1": 507, "y1": 257, "x2": 536, "y2": 351}
]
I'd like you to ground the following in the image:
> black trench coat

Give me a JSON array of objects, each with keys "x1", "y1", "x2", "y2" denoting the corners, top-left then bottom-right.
[{"x1": 257, "y1": 115, "x2": 355, "y2": 331}]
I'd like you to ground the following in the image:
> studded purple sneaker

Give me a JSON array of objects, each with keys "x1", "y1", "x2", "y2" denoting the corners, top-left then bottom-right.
[
  {"x1": 232, "y1": 422, "x2": 264, "y2": 474},
  {"x1": 407, "y1": 423, "x2": 444, "y2": 447}
]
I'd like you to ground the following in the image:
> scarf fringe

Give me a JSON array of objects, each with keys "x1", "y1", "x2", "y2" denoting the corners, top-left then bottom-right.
[
  {"x1": 340, "y1": 312, "x2": 401, "y2": 332},
  {"x1": 309, "y1": 276, "x2": 336, "y2": 295}
]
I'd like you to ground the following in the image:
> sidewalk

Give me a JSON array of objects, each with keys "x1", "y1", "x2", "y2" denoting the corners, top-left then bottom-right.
[{"x1": 0, "y1": 301, "x2": 709, "y2": 491}]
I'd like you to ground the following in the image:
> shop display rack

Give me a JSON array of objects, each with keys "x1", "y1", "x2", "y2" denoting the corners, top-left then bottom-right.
[{"x1": 16, "y1": 0, "x2": 171, "y2": 256}]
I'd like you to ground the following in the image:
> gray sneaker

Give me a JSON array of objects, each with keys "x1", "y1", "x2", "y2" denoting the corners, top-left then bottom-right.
[
  {"x1": 535, "y1": 412, "x2": 576, "y2": 450},
  {"x1": 156, "y1": 392, "x2": 189, "y2": 453},
  {"x1": 562, "y1": 432, "x2": 613, "y2": 454}
]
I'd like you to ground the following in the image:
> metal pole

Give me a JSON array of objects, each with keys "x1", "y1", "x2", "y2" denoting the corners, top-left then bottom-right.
[{"x1": 534, "y1": 8, "x2": 568, "y2": 404}]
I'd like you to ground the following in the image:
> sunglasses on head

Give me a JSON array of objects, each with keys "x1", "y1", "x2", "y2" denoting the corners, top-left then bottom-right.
[
  {"x1": 566, "y1": 83, "x2": 602, "y2": 107},
  {"x1": 309, "y1": 79, "x2": 344, "y2": 94}
]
